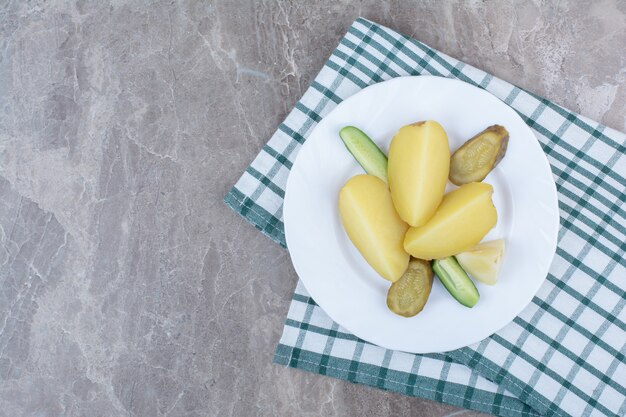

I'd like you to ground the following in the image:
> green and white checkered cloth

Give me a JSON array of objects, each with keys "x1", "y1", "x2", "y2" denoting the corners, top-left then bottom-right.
[{"x1": 224, "y1": 18, "x2": 626, "y2": 417}]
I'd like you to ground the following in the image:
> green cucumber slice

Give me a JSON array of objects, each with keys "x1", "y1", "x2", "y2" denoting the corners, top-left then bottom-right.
[
  {"x1": 339, "y1": 126, "x2": 388, "y2": 183},
  {"x1": 432, "y1": 257, "x2": 480, "y2": 308}
]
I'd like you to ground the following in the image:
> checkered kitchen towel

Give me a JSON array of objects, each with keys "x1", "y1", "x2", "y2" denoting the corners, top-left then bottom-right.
[{"x1": 224, "y1": 18, "x2": 626, "y2": 417}]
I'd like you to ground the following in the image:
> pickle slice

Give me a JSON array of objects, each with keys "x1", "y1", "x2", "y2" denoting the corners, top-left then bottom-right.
[
  {"x1": 339, "y1": 126, "x2": 388, "y2": 183},
  {"x1": 449, "y1": 125, "x2": 509, "y2": 185},
  {"x1": 432, "y1": 257, "x2": 479, "y2": 308},
  {"x1": 386, "y1": 258, "x2": 434, "y2": 317}
]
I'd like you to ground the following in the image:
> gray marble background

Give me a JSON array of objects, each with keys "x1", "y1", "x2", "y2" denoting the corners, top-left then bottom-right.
[{"x1": 0, "y1": 1, "x2": 624, "y2": 416}]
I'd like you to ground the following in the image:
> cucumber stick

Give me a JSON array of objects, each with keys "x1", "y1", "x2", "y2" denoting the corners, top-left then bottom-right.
[
  {"x1": 339, "y1": 126, "x2": 388, "y2": 183},
  {"x1": 432, "y1": 257, "x2": 480, "y2": 308}
]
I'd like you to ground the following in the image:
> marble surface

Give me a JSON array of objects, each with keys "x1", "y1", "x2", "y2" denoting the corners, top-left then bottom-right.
[{"x1": 0, "y1": 1, "x2": 624, "y2": 416}]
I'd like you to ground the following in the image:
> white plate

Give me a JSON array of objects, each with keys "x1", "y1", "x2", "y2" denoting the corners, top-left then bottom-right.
[{"x1": 283, "y1": 76, "x2": 559, "y2": 354}]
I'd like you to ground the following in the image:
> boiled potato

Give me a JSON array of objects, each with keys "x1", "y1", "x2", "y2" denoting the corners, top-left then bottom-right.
[
  {"x1": 388, "y1": 121, "x2": 450, "y2": 227},
  {"x1": 339, "y1": 175, "x2": 410, "y2": 282},
  {"x1": 455, "y1": 239, "x2": 505, "y2": 285},
  {"x1": 404, "y1": 182, "x2": 497, "y2": 260}
]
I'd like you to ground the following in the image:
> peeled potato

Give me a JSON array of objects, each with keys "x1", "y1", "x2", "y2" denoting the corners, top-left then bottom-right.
[
  {"x1": 404, "y1": 182, "x2": 497, "y2": 260},
  {"x1": 339, "y1": 175, "x2": 410, "y2": 282},
  {"x1": 456, "y1": 239, "x2": 505, "y2": 285},
  {"x1": 388, "y1": 121, "x2": 450, "y2": 227}
]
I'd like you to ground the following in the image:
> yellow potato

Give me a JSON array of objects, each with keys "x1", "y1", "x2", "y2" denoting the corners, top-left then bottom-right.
[
  {"x1": 404, "y1": 182, "x2": 497, "y2": 260},
  {"x1": 339, "y1": 175, "x2": 410, "y2": 282},
  {"x1": 388, "y1": 121, "x2": 450, "y2": 227}
]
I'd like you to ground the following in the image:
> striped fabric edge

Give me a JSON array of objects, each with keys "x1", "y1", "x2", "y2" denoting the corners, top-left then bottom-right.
[{"x1": 273, "y1": 344, "x2": 539, "y2": 417}]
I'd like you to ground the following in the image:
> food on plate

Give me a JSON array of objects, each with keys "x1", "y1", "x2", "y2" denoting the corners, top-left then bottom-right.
[
  {"x1": 339, "y1": 126, "x2": 388, "y2": 183},
  {"x1": 337, "y1": 119, "x2": 508, "y2": 311},
  {"x1": 449, "y1": 125, "x2": 509, "y2": 185},
  {"x1": 432, "y1": 257, "x2": 480, "y2": 308},
  {"x1": 455, "y1": 239, "x2": 505, "y2": 285},
  {"x1": 387, "y1": 258, "x2": 434, "y2": 317},
  {"x1": 403, "y1": 182, "x2": 497, "y2": 260},
  {"x1": 338, "y1": 174, "x2": 410, "y2": 282},
  {"x1": 388, "y1": 121, "x2": 450, "y2": 227}
]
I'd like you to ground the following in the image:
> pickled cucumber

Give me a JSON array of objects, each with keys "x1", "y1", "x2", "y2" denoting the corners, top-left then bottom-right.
[
  {"x1": 449, "y1": 125, "x2": 509, "y2": 185},
  {"x1": 339, "y1": 126, "x2": 388, "y2": 183},
  {"x1": 386, "y1": 258, "x2": 434, "y2": 317},
  {"x1": 432, "y1": 257, "x2": 479, "y2": 308}
]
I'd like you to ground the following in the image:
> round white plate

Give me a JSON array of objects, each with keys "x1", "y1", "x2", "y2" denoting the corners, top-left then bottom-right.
[{"x1": 283, "y1": 76, "x2": 559, "y2": 353}]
